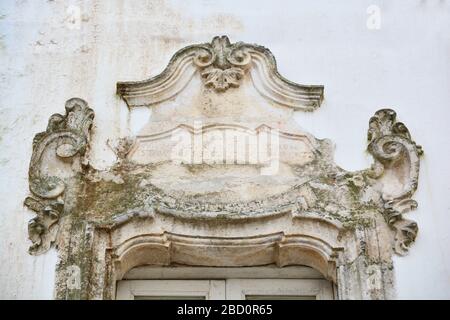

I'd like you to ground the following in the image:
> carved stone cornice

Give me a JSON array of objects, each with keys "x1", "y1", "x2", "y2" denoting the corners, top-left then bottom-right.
[
  {"x1": 24, "y1": 98, "x2": 94, "y2": 255},
  {"x1": 117, "y1": 36, "x2": 324, "y2": 111}
]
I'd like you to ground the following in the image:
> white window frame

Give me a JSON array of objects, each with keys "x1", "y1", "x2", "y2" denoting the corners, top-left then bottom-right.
[
  {"x1": 116, "y1": 280, "x2": 226, "y2": 300},
  {"x1": 116, "y1": 266, "x2": 334, "y2": 300}
]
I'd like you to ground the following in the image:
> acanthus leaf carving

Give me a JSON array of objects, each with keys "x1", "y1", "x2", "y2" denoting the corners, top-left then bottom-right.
[
  {"x1": 21, "y1": 36, "x2": 425, "y2": 299},
  {"x1": 367, "y1": 108, "x2": 423, "y2": 256},
  {"x1": 25, "y1": 98, "x2": 94, "y2": 255},
  {"x1": 384, "y1": 198, "x2": 419, "y2": 256}
]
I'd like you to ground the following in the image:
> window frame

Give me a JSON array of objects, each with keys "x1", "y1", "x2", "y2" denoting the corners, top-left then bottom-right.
[{"x1": 116, "y1": 266, "x2": 335, "y2": 300}]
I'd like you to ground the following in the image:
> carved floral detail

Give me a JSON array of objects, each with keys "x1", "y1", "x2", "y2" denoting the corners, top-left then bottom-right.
[
  {"x1": 367, "y1": 109, "x2": 423, "y2": 255},
  {"x1": 108, "y1": 136, "x2": 135, "y2": 161},
  {"x1": 24, "y1": 197, "x2": 63, "y2": 255},
  {"x1": 24, "y1": 98, "x2": 94, "y2": 255},
  {"x1": 193, "y1": 36, "x2": 252, "y2": 92}
]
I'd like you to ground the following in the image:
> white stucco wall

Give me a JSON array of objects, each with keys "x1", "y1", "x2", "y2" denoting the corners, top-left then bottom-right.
[{"x1": 0, "y1": 0, "x2": 449, "y2": 299}]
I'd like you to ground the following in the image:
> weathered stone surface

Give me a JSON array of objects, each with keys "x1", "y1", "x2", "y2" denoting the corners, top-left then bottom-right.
[{"x1": 24, "y1": 36, "x2": 423, "y2": 300}]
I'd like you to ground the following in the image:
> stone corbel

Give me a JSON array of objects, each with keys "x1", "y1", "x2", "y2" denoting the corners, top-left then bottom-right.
[
  {"x1": 24, "y1": 98, "x2": 94, "y2": 255},
  {"x1": 367, "y1": 109, "x2": 423, "y2": 255}
]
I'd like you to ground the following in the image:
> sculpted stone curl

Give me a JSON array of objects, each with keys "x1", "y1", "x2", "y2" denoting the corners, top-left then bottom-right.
[{"x1": 24, "y1": 98, "x2": 94, "y2": 255}]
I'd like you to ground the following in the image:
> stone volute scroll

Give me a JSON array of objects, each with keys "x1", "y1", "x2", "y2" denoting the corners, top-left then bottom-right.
[{"x1": 24, "y1": 36, "x2": 423, "y2": 300}]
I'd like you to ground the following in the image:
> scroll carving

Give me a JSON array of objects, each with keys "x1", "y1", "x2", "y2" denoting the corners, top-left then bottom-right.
[
  {"x1": 24, "y1": 98, "x2": 94, "y2": 255},
  {"x1": 367, "y1": 109, "x2": 423, "y2": 255},
  {"x1": 193, "y1": 36, "x2": 251, "y2": 92}
]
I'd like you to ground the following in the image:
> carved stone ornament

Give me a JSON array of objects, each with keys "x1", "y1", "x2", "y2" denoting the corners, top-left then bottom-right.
[
  {"x1": 117, "y1": 35, "x2": 324, "y2": 111},
  {"x1": 25, "y1": 36, "x2": 422, "y2": 299},
  {"x1": 25, "y1": 98, "x2": 94, "y2": 255},
  {"x1": 367, "y1": 109, "x2": 423, "y2": 255}
]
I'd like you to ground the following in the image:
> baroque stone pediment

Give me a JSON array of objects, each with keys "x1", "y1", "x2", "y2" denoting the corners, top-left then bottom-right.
[
  {"x1": 117, "y1": 35, "x2": 324, "y2": 111},
  {"x1": 24, "y1": 36, "x2": 423, "y2": 299}
]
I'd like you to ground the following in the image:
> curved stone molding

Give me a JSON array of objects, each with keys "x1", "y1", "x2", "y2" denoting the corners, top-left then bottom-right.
[
  {"x1": 367, "y1": 109, "x2": 423, "y2": 255},
  {"x1": 117, "y1": 36, "x2": 324, "y2": 111},
  {"x1": 24, "y1": 98, "x2": 94, "y2": 255},
  {"x1": 244, "y1": 43, "x2": 323, "y2": 110},
  {"x1": 111, "y1": 231, "x2": 344, "y2": 283},
  {"x1": 58, "y1": 210, "x2": 393, "y2": 299}
]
